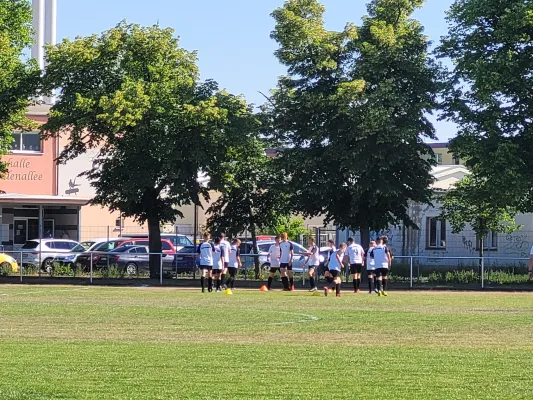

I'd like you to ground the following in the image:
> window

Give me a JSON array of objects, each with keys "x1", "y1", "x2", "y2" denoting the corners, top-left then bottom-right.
[
  {"x1": 135, "y1": 247, "x2": 147, "y2": 254},
  {"x1": 454, "y1": 157, "x2": 460, "y2": 165},
  {"x1": 115, "y1": 217, "x2": 122, "y2": 229},
  {"x1": 426, "y1": 217, "x2": 446, "y2": 249},
  {"x1": 11, "y1": 132, "x2": 41, "y2": 152},
  {"x1": 476, "y1": 232, "x2": 498, "y2": 250},
  {"x1": 434, "y1": 153, "x2": 443, "y2": 165},
  {"x1": 162, "y1": 241, "x2": 172, "y2": 251}
]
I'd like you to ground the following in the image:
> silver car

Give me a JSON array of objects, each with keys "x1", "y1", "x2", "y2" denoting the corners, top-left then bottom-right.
[
  {"x1": 240, "y1": 240, "x2": 309, "y2": 272},
  {"x1": 18, "y1": 239, "x2": 80, "y2": 272}
]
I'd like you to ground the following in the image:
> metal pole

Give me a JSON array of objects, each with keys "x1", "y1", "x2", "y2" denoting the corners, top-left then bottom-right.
[
  {"x1": 106, "y1": 226, "x2": 110, "y2": 277},
  {"x1": 90, "y1": 253, "x2": 93, "y2": 284},
  {"x1": 193, "y1": 204, "x2": 198, "y2": 281},
  {"x1": 159, "y1": 253, "x2": 163, "y2": 285},
  {"x1": 409, "y1": 256, "x2": 413, "y2": 289},
  {"x1": 481, "y1": 256, "x2": 485, "y2": 289},
  {"x1": 20, "y1": 251, "x2": 23, "y2": 283}
]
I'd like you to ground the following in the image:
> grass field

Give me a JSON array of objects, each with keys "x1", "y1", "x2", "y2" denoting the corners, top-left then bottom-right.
[{"x1": 1, "y1": 285, "x2": 532, "y2": 399}]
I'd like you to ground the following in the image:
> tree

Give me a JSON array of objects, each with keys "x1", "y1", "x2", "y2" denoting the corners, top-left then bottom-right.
[
  {"x1": 264, "y1": 216, "x2": 311, "y2": 241},
  {"x1": 440, "y1": 174, "x2": 520, "y2": 259},
  {"x1": 206, "y1": 138, "x2": 289, "y2": 277},
  {"x1": 41, "y1": 22, "x2": 257, "y2": 277},
  {"x1": 0, "y1": 0, "x2": 40, "y2": 175},
  {"x1": 438, "y1": 0, "x2": 533, "y2": 212},
  {"x1": 265, "y1": 0, "x2": 440, "y2": 247}
]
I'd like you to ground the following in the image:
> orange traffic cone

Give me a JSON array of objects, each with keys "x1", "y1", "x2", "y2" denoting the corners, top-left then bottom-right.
[{"x1": 260, "y1": 285, "x2": 269, "y2": 292}]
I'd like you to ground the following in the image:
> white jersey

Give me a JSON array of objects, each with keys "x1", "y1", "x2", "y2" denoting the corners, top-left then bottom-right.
[
  {"x1": 197, "y1": 242, "x2": 215, "y2": 266},
  {"x1": 370, "y1": 245, "x2": 390, "y2": 269},
  {"x1": 366, "y1": 247, "x2": 376, "y2": 270},
  {"x1": 220, "y1": 239, "x2": 231, "y2": 264},
  {"x1": 346, "y1": 243, "x2": 364, "y2": 264},
  {"x1": 307, "y1": 245, "x2": 320, "y2": 267},
  {"x1": 212, "y1": 245, "x2": 223, "y2": 270},
  {"x1": 268, "y1": 244, "x2": 281, "y2": 267},
  {"x1": 328, "y1": 250, "x2": 344, "y2": 271},
  {"x1": 279, "y1": 241, "x2": 294, "y2": 264},
  {"x1": 228, "y1": 245, "x2": 240, "y2": 268}
]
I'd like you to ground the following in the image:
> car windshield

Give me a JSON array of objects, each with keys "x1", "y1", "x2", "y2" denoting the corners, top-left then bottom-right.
[
  {"x1": 110, "y1": 247, "x2": 133, "y2": 253},
  {"x1": 21, "y1": 241, "x2": 39, "y2": 250},
  {"x1": 175, "y1": 236, "x2": 193, "y2": 246},
  {"x1": 71, "y1": 241, "x2": 94, "y2": 252},
  {"x1": 258, "y1": 244, "x2": 271, "y2": 253}
]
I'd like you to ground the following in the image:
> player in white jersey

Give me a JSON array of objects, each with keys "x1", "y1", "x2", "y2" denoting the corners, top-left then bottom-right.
[
  {"x1": 212, "y1": 237, "x2": 225, "y2": 292},
  {"x1": 325, "y1": 242, "x2": 346, "y2": 297},
  {"x1": 347, "y1": 237, "x2": 365, "y2": 293},
  {"x1": 279, "y1": 232, "x2": 294, "y2": 291},
  {"x1": 302, "y1": 237, "x2": 320, "y2": 292},
  {"x1": 370, "y1": 237, "x2": 392, "y2": 296},
  {"x1": 365, "y1": 240, "x2": 377, "y2": 294},
  {"x1": 197, "y1": 233, "x2": 215, "y2": 293},
  {"x1": 265, "y1": 236, "x2": 282, "y2": 291},
  {"x1": 220, "y1": 233, "x2": 231, "y2": 277},
  {"x1": 224, "y1": 239, "x2": 241, "y2": 292}
]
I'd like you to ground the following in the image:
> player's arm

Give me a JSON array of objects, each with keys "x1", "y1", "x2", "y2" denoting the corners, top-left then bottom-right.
[
  {"x1": 289, "y1": 244, "x2": 294, "y2": 265},
  {"x1": 267, "y1": 246, "x2": 271, "y2": 262},
  {"x1": 529, "y1": 251, "x2": 533, "y2": 278},
  {"x1": 237, "y1": 249, "x2": 242, "y2": 268},
  {"x1": 386, "y1": 249, "x2": 392, "y2": 268},
  {"x1": 361, "y1": 248, "x2": 365, "y2": 266},
  {"x1": 335, "y1": 251, "x2": 343, "y2": 265}
]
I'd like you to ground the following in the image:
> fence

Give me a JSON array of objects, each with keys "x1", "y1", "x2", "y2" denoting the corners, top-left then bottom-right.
[{"x1": 1, "y1": 249, "x2": 532, "y2": 290}]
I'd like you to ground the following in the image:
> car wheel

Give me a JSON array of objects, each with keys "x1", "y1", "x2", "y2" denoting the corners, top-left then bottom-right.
[
  {"x1": 125, "y1": 262, "x2": 138, "y2": 276},
  {"x1": 42, "y1": 258, "x2": 54, "y2": 274}
]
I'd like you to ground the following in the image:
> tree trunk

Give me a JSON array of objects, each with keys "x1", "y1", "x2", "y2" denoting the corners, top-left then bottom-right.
[
  {"x1": 360, "y1": 227, "x2": 370, "y2": 248},
  {"x1": 148, "y1": 215, "x2": 162, "y2": 279},
  {"x1": 251, "y1": 225, "x2": 260, "y2": 279}
]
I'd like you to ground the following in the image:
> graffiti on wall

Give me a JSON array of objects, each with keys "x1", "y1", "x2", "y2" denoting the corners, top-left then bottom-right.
[
  {"x1": 462, "y1": 236, "x2": 475, "y2": 254},
  {"x1": 503, "y1": 234, "x2": 531, "y2": 258}
]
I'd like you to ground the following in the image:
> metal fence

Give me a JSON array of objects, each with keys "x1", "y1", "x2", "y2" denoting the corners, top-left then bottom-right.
[{"x1": 1, "y1": 250, "x2": 532, "y2": 290}]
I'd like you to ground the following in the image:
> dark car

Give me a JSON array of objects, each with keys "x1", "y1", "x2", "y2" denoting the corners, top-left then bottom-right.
[
  {"x1": 75, "y1": 239, "x2": 129, "y2": 270},
  {"x1": 172, "y1": 245, "x2": 199, "y2": 274},
  {"x1": 95, "y1": 246, "x2": 174, "y2": 276}
]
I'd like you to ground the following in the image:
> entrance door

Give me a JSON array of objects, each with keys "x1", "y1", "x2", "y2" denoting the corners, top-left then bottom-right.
[
  {"x1": 28, "y1": 219, "x2": 39, "y2": 240},
  {"x1": 14, "y1": 219, "x2": 28, "y2": 245}
]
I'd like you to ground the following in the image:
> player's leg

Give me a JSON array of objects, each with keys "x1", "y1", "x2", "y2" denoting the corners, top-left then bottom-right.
[
  {"x1": 308, "y1": 266, "x2": 317, "y2": 291},
  {"x1": 376, "y1": 269, "x2": 384, "y2": 296},
  {"x1": 355, "y1": 265, "x2": 362, "y2": 293},
  {"x1": 267, "y1": 268, "x2": 277, "y2": 290},
  {"x1": 382, "y1": 268, "x2": 389, "y2": 296},
  {"x1": 214, "y1": 270, "x2": 222, "y2": 292},
  {"x1": 350, "y1": 264, "x2": 357, "y2": 293},
  {"x1": 287, "y1": 266, "x2": 294, "y2": 291},
  {"x1": 200, "y1": 267, "x2": 207, "y2": 292},
  {"x1": 367, "y1": 270, "x2": 374, "y2": 293},
  {"x1": 280, "y1": 265, "x2": 290, "y2": 290},
  {"x1": 333, "y1": 271, "x2": 341, "y2": 297},
  {"x1": 207, "y1": 268, "x2": 213, "y2": 292}
]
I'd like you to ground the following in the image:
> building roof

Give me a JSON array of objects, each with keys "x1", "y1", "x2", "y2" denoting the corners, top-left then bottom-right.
[
  {"x1": 0, "y1": 193, "x2": 91, "y2": 206},
  {"x1": 427, "y1": 142, "x2": 450, "y2": 149},
  {"x1": 27, "y1": 104, "x2": 52, "y2": 116},
  {"x1": 430, "y1": 165, "x2": 469, "y2": 190}
]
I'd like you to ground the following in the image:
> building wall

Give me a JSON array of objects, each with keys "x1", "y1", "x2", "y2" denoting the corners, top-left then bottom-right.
[{"x1": 1, "y1": 114, "x2": 57, "y2": 195}]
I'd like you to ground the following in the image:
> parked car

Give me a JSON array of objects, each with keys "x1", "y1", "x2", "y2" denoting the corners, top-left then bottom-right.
[
  {"x1": 75, "y1": 239, "x2": 129, "y2": 270},
  {"x1": 117, "y1": 238, "x2": 177, "y2": 254},
  {"x1": 239, "y1": 240, "x2": 309, "y2": 272},
  {"x1": 0, "y1": 253, "x2": 19, "y2": 273},
  {"x1": 119, "y1": 234, "x2": 192, "y2": 250},
  {"x1": 17, "y1": 239, "x2": 80, "y2": 272},
  {"x1": 95, "y1": 245, "x2": 174, "y2": 276},
  {"x1": 172, "y1": 245, "x2": 199, "y2": 273},
  {"x1": 53, "y1": 240, "x2": 102, "y2": 267}
]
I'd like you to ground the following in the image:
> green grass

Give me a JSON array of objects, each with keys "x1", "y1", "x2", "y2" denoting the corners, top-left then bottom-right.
[{"x1": 0, "y1": 286, "x2": 532, "y2": 399}]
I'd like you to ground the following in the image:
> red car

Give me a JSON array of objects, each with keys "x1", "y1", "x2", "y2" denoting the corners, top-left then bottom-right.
[{"x1": 117, "y1": 238, "x2": 177, "y2": 254}]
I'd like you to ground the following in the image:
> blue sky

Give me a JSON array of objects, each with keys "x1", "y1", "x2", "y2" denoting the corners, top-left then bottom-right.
[{"x1": 57, "y1": 0, "x2": 456, "y2": 142}]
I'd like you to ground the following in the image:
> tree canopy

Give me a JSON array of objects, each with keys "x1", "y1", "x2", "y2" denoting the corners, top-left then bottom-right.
[
  {"x1": 0, "y1": 0, "x2": 40, "y2": 176},
  {"x1": 438, "y1": 0, "x2": 533, "y2": 211},
  {"x1": 42, "y1": 22, "x2": 258, "y2": 276},
  {"x1": 265, "y1": 0, "x2": 440, "y2": 244}
]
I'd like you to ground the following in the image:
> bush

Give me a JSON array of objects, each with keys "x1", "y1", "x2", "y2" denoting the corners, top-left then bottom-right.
[{"x1": 0, "y1": 263, "x2": 13, "y2": 277}]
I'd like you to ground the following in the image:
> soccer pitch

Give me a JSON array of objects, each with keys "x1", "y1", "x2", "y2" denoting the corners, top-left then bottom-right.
[{"x1": 0, "y1": 286, "x2": 532, "y2": 399}]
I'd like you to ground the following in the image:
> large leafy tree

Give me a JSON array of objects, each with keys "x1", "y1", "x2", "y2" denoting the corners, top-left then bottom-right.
[
  {"x1": 265, "y1": 0, "x2": 440, "y2": 245},
  {"x1": 438, "y1": 0, "x2": 533, "y2": 210},
  {"x1": 42, "y1": 22, "x2": 257, "y2": 277},
  {"x1": 440, "y1": 174, "x2": 520, "y2": 258},
  {"x1": 0, "y1": 0, "x2": 40, "y2": 176}
]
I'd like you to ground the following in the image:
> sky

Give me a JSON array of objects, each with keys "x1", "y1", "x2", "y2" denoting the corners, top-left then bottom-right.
[{"x1": 57, "y1": 0, "x2": 457, "y2": 142}]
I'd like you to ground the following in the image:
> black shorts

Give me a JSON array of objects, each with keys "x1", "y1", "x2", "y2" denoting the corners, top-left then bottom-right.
[
  {"x1": 350, "y1": 264, "x2": 363, "y2": 274},
  {"x1": 227, "y1": 267, "x2": 238, "y2": 275},
  {"x1": 329, "y1": 270, "x2": 340, "y2": 278},
  {"x1": 308, "y1": 264, "x2": 319, "y2": 270},
  {"x1": 199, "y1": 265, "x2": 212, "y2": 271},
  {"x1": 212, "y1": 268, "x2": 223, "y2": 274},
  {"x1": 269, "y1": 267, "x2": 280, "y2": 273},
  {"x1": 280, "y1": 263, "x2": 292, "y2": 271},
  {"x1": 376, "y1": 268, "x2": 389, "y2": 278},
  {"x1": 367, "y1": 269, "x2": 376, "y2": 276},
  {"x1": 224, "y1": 262, "x2": 229, "y2": 268}
]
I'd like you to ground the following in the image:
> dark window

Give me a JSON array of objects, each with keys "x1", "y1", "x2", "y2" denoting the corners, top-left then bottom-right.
[
  {"x1": 11, "y1": 132, "x2": 41, "y2": 152},
  {"x1": 45, "y1": 241, "x2": 54, "y2": 248},
  {"x1": 476, "y1": 232, "x2": 498, "y2": 250},
  {"x1": 454, "y1": 157, "x2": 460, "y2": 165},
  {"x1": 21, "y1": 241, "x2": 39, "y2": 250},
  {"x1": 427, "y1": 217, "x2": 446, "y2": 249},
  {"x1": 162, "y1": 241, "x2": 172, "y2": 251},
  {"x1": 135, "y1": 247, "x2": 147, "y2": 254}
]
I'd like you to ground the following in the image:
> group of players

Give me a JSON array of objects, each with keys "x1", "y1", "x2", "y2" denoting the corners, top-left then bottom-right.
[{"x1": 196, "y1": 231, "x2": 392, "y2": 296}]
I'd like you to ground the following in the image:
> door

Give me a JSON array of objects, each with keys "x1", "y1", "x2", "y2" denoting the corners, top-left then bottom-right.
[{"x1": 14, "y1": 219, "x2": 28, "y2": 245}]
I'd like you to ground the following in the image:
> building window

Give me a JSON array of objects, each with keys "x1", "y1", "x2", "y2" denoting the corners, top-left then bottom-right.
[
  {"x1": 434, "y1": 153, "x2": 443, "y2": 165},
  {"x1": 115, "y1": 217, "x2": 123, "y2": 230},
  {"x1": 11, "y1": 132, "x2": 41, "y2": 152},
  {"x1": 476, "y1": 232, "x2": 498, "y2": 250},
  {"x1": 426, "y1": 217, "x2": 446, "y2": 249},
  {"x1": 454, "y1": 157, "x2": 460, "y2": 165}
]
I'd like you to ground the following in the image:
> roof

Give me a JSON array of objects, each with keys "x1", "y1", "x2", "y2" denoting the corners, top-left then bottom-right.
[
  {"x1": 430, "y1": 165, "x2": 469, "y2": 190},
  {"x1": 26, "y1": 104, "x2": 51, "y2": 116},
  {"x1": 427, "y1": 142, "x2": 449, "y2": 149},
  {"x1": 0, "y1": 193, "x2": 91, "y2": 206}
]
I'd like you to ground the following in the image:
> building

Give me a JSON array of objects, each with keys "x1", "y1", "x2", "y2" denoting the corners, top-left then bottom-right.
[{"x1": 428, "y1": 142, "x2": 462, "y2": 166}]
